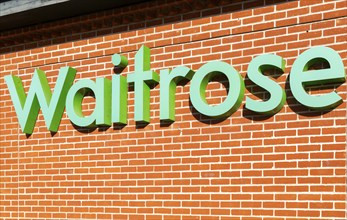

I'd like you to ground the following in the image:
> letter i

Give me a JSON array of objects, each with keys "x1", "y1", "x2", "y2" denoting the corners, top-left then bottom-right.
[{"x1": 111, "y1": 54, "x2": 128, "y2": 125}]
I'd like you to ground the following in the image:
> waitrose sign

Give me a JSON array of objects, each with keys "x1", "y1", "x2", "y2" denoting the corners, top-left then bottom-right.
[{"x1": 5, "y1": 46, "x2": 346, "y2": 134}]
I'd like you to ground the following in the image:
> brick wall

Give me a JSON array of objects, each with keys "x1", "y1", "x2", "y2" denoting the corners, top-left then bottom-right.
[{"x1": 0, "y1": 0, "x2": 346, "y2": 219}]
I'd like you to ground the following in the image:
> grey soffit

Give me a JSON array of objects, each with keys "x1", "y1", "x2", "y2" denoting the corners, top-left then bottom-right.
[{"x1": 0, "y1": 0, "x2": 147, "y2": 31}]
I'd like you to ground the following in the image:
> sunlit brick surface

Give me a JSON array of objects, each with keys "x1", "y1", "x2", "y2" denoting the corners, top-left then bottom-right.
[{"x1": 0, "y1": 0, "x2": 346, "y2": 219}]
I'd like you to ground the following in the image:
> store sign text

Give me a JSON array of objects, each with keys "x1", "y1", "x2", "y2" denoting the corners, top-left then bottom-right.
[{"x1": 4, "y1": 46, "x2": 346, "y2": 134}]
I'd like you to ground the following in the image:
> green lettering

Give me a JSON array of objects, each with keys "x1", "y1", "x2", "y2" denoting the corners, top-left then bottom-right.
[
  {"x1": 66, "y1": 78, "x2": 111, "y2": 127},
  {"x1": 4, "y1": 67, "x2": 76, "y2": 134},
  {"x1": 160, "y1": 66, "x2": 194, "y2": 121},
  {"x1": 290, "y1": 46, "x2": 346, "y2": 109},
  {"x1": 127, "y1": 45, "x2": 159, "y2": 123},
  {"x1": 189, "y1": 61, "x2": 244, "y2": 118},
  {"x1": 112, "y1": 54, "x2": 128, "y2": 124},
  {"x1": 245, "y1": 54, "x2": 286, "y2": 114}
]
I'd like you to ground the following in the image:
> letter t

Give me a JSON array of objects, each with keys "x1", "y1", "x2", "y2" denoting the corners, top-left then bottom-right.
[{"x1": 127, "y1": 45, "x2": 159, "y2": 123}]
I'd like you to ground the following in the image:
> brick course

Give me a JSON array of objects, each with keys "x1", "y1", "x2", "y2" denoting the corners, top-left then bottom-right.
[{"x1": 0, "y1": 0, "x2": 346, "y2": 219}]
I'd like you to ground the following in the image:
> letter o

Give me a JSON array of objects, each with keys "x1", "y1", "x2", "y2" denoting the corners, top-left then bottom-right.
[{"x1": 189, "y1": 61, "x2": 245, "y2": 118}]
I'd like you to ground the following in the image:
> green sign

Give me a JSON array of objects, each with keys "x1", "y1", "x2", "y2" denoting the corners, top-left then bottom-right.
[{"x1": 4, "y1": 46, "x2": 346, "y2": 134}]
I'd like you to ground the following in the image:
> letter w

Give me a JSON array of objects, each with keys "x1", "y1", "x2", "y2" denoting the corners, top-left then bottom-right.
[{"x1": 4, "y1": 67, "x2": 76, "y2": 134}]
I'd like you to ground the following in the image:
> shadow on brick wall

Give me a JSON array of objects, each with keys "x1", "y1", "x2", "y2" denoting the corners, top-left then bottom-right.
[{"x1": 0, "y1": 0, "x2": 296, "y2": 53}]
